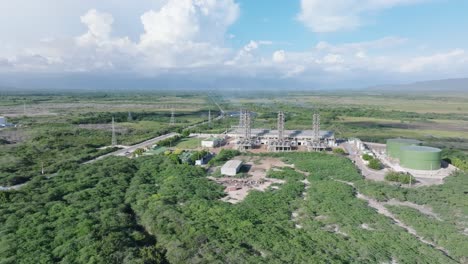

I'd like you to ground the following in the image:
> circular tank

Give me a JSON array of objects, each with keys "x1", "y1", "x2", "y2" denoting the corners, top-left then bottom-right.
[
  {"x1": 386, "y1": 138, "x2": 421, "y2": 159},
  {"x1": 400, "y1": 146, "x2": 441, "y2": 170}
]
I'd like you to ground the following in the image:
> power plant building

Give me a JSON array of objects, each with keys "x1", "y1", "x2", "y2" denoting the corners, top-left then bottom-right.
[{"x1": 227, "y1": 129, "x2": 336, "y2": 148}]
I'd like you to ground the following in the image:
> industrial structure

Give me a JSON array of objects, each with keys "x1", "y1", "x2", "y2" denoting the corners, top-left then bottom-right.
[
  {"x1": 386, "y1": 138, "x2": 441, "y2": 171},
  {"x1": 170, "y1": 107, "x2": 176, "y2": 126},
  {"x1": 400, "y1": 146, "x2": 442, "y2": 170},
  {"x1": 267, "y1": 111, "x2": 292, "y2": 152},
  {"x1": 228, "y1": 110, "x2": 335, "y2": 152},
  {"x1": 208, "y1": 109, "x2": 212, "y2": 128},
  {"x1": 386, "y1": 138, "x2": 422, "y2": 159},
  {"x1": 308, "y1": 111, "x2": 327, "y2": 151},
  {"x1": 221, "y1": 160, "x2": 243, "y2": 176},
  {"x1": 236, "y1": 109, "x2": 255, "y2": 151}
]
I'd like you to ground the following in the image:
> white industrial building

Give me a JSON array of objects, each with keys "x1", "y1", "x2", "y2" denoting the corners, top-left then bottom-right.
[
  {"x1": 201, "y1": 137, "x2": 223, "y2": 148},
  {"x1": 221, "y1": 160, "x2": 243, "y2": 176},
  {"x1": 226, "y1": 129, "x2": 336, "y2": 148}
]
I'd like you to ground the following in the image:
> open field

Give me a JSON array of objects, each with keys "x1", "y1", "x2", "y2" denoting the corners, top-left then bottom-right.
[
  {"x1": 233, "y1": 93, "x2": 468, "y2": 114},
  {"x1": 173, "y1": 137, "x2": 202, "y2": 149}
]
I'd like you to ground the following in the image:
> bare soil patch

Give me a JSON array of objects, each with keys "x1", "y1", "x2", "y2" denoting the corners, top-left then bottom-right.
[{"x1": 211, "y1": 156, "x2": 291, "y2": 204}]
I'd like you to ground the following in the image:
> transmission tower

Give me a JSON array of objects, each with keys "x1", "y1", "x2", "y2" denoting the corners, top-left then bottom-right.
[
  {"x1": 23, "y1": 102, "x2": 26, "y2": 116},
  {"x1": 313, "y1": 112, "x2": 320, "y2": 142},
  {"x1": 128, "y1": 112, "x2": 133, "y2": 122},
  {"x1": 208, "y1": 109, "x2": 212, "y2": 128},
  {"x1": 277, "y1": 111, "x2": 285, "y2": 141},
  {"x1": 243, "y1": 110, "x2": 251, "y2": 140},
  {"x1": 238, "y1": 108, "x2": 245, "y2": 128},
  {"x1": 111, "y1": 117, "x2": 117, "y2": 146},
  {"x1": 170, "y1": 107, "x2": 175, "y2": 126}
]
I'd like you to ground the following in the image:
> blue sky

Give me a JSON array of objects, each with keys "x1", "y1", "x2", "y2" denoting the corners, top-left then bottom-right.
[{"x1": 0, "y1": 0, "x2": 467, "y2": 89}]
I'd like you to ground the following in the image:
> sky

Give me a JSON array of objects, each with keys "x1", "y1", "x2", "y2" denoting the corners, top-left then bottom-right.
[{"x1": 0, "y1": 0, "x2": 467, "y2": 90}]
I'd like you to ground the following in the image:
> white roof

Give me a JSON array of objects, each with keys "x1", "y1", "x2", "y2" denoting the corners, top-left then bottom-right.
[{"x1": 222, "y1": 159, "x2": 243, "y2": 170}]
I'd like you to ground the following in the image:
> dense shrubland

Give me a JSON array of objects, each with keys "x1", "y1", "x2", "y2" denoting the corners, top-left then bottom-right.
[
  {"x1": 1, "y1": 152, "x2": 465, "y2": 263},
  {"x1": 384, "y1": 171, "x2": 416, "y2": 184}
]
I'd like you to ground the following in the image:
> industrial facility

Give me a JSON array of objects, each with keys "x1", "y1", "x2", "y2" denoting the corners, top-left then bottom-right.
[
  {"x1": 225, "y1": 110, "x2": 335, "y2": 152},
  {"x1": 386, "y1": 138, "x2": 442, "y2": 171}
]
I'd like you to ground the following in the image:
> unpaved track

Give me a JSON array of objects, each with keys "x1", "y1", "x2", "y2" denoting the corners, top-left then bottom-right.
[{"x1": 334, "y1": 179, "x2": 453, "y2": 259}]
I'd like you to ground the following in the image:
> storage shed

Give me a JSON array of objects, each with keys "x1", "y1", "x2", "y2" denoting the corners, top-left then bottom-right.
[{"x1": 221, "y1": 160, "x2": 243, "y2": 176}]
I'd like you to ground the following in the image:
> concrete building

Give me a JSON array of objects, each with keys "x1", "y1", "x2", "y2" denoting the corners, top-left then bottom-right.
[
  {"x1": 201, "y1": 137, "x2": 223, "y2": 148},
  {"x1": 221, "y1": 160, "x2": 243, "y2": 176}
]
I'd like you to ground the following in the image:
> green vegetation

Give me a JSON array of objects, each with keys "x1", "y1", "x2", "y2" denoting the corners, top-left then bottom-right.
[
  {"x1": 172, "y1": 137, "x2": 201, "y2": 149},
  {"x1": 362, "y1": 153, "x2": 373, "y2": 161},
  {"x1": 367, "y1": 158, "x2": 382, "y2": 170},
  {"x1": 386, "y1": 205, "x2": 468, "y2": 262},
  {"x1": 0, "y1": 157, "x2": 167, "y2": 263},
  {"x1": 1, "y1": 91, "x2": 467, "y2": 263},
  {"x1": 452, "y1": 158, "x2": 468, "y2": 171},
  {"x1": 1, "y1": 150, "x2": 466, "y2": 263},
  {"x1": 332, "y1": 148, "x2": 346, "y2": 155},
  {"x1": 157, "y1": 135, "x2": 181, "y2": 147},
  {"x1": 0, "y1": 125, "x2": 116, "y2": 185},
  {"x1": 208, "y1": 149, "x2": 241, "y2": 165},
  {"x1": 384, "y1": 171, "x2": 416, "y2": 184}
]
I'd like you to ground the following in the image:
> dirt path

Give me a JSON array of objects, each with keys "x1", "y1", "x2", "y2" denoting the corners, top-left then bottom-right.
[
  {"x1": 384, "y1": 199, "x2": 442, "y2": 221},
  {"x1": 333, "y1": 179, "x2": 452, "y2": 258}
]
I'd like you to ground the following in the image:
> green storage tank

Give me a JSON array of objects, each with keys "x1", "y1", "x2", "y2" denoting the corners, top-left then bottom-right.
[
  {"x1": 400, "y1": 146, "x2": 441, "y2": 170},
  {"x1": 386, "y1": 138, "x2": 421, "y2": 159}
]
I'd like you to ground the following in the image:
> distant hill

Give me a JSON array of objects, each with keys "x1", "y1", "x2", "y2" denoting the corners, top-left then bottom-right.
[{"x1": 367, "y1": 78, "x2": 468, "y2": 94}]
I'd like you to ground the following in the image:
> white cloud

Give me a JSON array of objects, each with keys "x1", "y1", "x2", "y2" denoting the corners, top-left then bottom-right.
[
  {"x1": 272, "y1": 50, "x2": 286, "y2": 63},
  {"x1": 321, "y1": 53, "x2": 344, "y2": 64},
  {"x1": 225, "y1": 40, "x2": 272, "y2": 65},
  {"x1": 136, "y1": 0, "x2": 239, "y2": 68},
  {"x1": 77, "y1": 9, "x2": 114, "y2": 45},
  {"x1": 6, "y1": 0, "x2": 240, "y2": 72},
  {"x1": 0, "y1": 2, "x2": 467, "y2": 88},
  {"x1": 298, "y1": 0, "x2": 426, "y2": 32},
  {"x1": 399, "y1": 49, "x2": 467, "y2": 73},
  {"x1": 139, "y1": 0, "x2": 239, "y2": 46}
]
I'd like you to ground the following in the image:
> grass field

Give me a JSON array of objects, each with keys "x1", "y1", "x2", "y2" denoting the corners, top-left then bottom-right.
[{"x1": 173, "y1": 137, "x2": 202, "y2": 149}]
